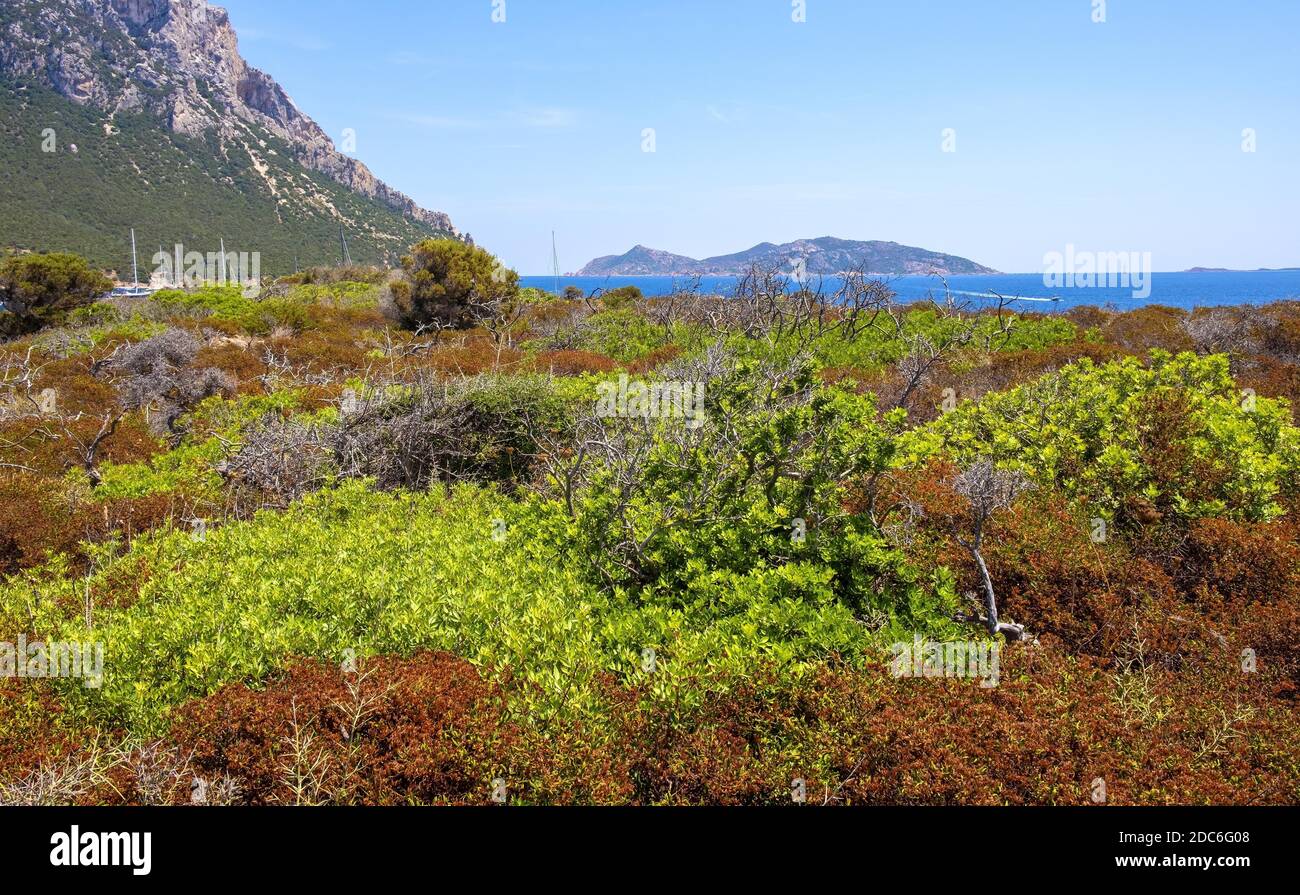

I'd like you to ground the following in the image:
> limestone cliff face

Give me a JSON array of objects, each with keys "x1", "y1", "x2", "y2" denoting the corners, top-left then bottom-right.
[{"x1": 0, "y1": 0, "x2": 458, "y2": 234}]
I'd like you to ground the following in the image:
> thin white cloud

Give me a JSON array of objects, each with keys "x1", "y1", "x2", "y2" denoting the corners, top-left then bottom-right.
[
  {"x1": 388, "y1": 107, "x2": 579, "y2": 132},
  {"x1": 706, "y1": 103, "x2": 753, "y2": 125},
  {"x1": 515, "y1": 107, "x2": 578, "y2": 129},
  {"x1": 289, "y1": 36, "x2": 332, "y2": 52},
  {"x1": 239, "y1": 27, "x2": 331, "y2": 52},
  {"x1": 511, "y1": 60, "x2": 595, "y2": 74},
  {"x1": 387, "y1": 50, "x2": 442, "y2": 67},
  {"x1": 723, "y1": 182, "x2": 860, "y2": 202},
  {"x1": 390, "y1": 112, "x2": 486, "y2": 130}
]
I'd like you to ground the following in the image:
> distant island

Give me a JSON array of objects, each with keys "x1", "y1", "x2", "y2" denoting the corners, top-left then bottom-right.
[
  {"x1": 1185, "y1": 266, "x2": 1300, "y2": 273},
  {"x1": 577, "y1": 236, "x2": 1000, "y2": 277}
]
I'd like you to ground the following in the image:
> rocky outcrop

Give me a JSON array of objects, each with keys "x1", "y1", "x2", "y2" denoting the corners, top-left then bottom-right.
[{"x1": 0, "y1": 0, "x2": 457, "y2": 234}]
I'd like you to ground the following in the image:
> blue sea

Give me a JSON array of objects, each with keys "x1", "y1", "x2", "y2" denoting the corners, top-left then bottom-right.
[{"x1": 520, "y1": 270, "x2": 1300, "y2": 312}]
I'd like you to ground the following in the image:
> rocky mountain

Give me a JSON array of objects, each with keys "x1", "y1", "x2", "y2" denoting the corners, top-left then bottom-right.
[
  {"x1": 579, "y1": 237, "x2": 999, "y2": 277},
  {"x1": 0, "y1": 0, "x2": 461, "y2": 274},
  {"x1": 576, "y1": 245, "x2": 701, "y2": 277}
]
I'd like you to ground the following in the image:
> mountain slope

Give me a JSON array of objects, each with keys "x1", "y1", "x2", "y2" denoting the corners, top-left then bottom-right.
[
  {"x1": 579, "y1": 237, "x2": 999, "y2": 277},
  {"x1": 0, "y1": 0, "x2": 459, "y2": 275}
]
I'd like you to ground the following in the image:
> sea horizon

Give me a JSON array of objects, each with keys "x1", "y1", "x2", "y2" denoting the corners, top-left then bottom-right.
[{"x1": 520, "y1": 269, "x2": 1300, "y2": 311}]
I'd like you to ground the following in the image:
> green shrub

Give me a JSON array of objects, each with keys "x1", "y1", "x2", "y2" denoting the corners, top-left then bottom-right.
[
  {"x1": 601, "y1": 285, "x2": 643, "y2": 311},
  {"x1": 67, "y1": 302, "x2": 123, "y2": 328},
  {"x1": 282, "y1": 281, "x2": 382, "y2": 309},
  {"x1": 3, "y1": 482, "x2": 604, "y2": 732},
  {"x1": 2, "y1": 469, "x2": 953, "y2": 735},
  {"x1": 563, "y1": 308, "x2": 670, "y2": 363},
  {"x1": 85, "y1": 439, "x2": 223, "y2": 501},
  {"x1": 394, "y1": 239, "x2": 518, "y2": 331},
  {"x1": 565, "y1": 350, "x2": 962, "y2": 648},
  {"x1": 455, "y1": 374, "x2": 570, "y2": 484},
  {"x1": 150, "y1": 286, "x2": 311, "y2": 334},
  {"x1": 904, "y1": 351, "x2": 1300, "y2": 523},
  {"x1": 327, "y1": 374, "x2": 570, "y2": 491},
  {"x1": 275, "y1": 266, "x2": 387, "y2": 286},
  {"x1": 0, "y1": 251, "x2": 112, "y2": 333},
  {"x1": 809, "y1": 307, "x2": 1080, "y2": 373}
]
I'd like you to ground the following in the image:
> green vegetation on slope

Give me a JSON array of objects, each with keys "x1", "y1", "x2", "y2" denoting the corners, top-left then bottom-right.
[{"x1": 0, "y1": 80, "x2": 451, "y2": 277}]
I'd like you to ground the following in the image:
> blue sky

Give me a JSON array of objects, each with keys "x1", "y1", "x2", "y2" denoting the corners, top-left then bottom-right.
[{"x1": 219, "y1": 0, "x2": 1299, "y2": 274}]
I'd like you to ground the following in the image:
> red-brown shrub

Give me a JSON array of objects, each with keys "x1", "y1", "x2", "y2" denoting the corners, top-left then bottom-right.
[
  {"x1": 626, "y1": 345, "x2": 682, "y2": 375},
  {"x1": 1101, "y1": 305, "x2": 1192, "y2": 354},
  {"x1": 0, "y1": 473, "x2": 181, "y2": 575},
  {"x1": 1183, "y1": 518, "x2": 1300, "y2": 609},
  {"x1": 194, "y1": 342, "x2": 267, "y2": 393},
  {"x1": 0, "y1": 682, "x2": 88, "y2": 783},
  {"x1": 529, "y1": 350, "x2": 617, "y2": 376},
  {"x1": 171, "y1": 653, "x2": 516, "y2": 805},
  {"x1": 614, "y1": 647, "x2": 1299, "y2": 805}
]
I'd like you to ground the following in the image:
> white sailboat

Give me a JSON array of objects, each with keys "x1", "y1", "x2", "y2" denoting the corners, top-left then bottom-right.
[{"x1": 110, "y1": 229, "x2": 155, "y2": 297}]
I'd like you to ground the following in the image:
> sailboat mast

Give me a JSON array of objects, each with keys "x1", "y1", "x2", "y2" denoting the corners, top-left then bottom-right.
[
  {"x1": 339, "y1": 227, "x2": 352, "y2": 267},
  {"x1": 130, "y1": 228, "x2": 139, "y2": 288},
  {"x1": 552, "y1": 231, "x2": 560, "y2": 295}
]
